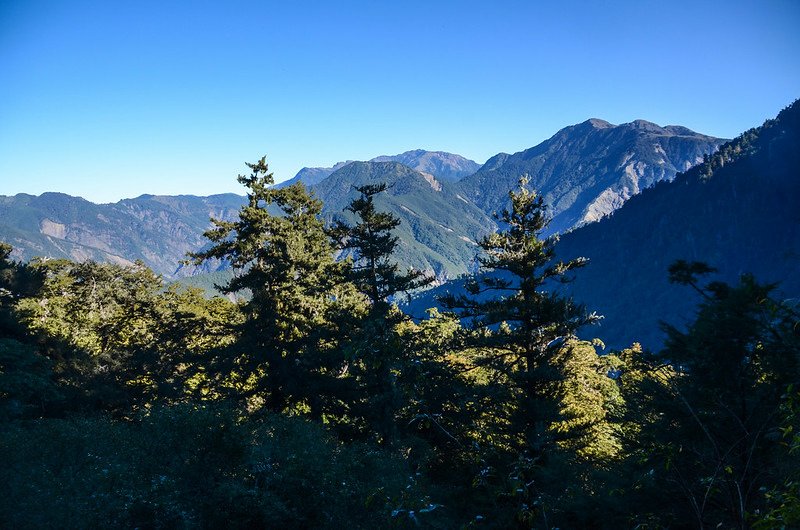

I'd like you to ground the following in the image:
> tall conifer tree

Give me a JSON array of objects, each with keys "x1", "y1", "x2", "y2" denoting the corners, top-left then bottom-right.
[
  {"x1": 190, "y1": 157, "x2": 345, "y2": 413},
  {"x1": 439, "y1": 176, "x2": 599, "y2": 454},
  {"x1": 328, "y1": 183, "x2": 433, "y2": 443}
]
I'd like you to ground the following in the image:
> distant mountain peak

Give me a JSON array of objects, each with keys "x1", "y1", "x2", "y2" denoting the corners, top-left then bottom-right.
[
  {"x1": 583, "y1": 118, "x2": 613, "y2": 129},
  {"x1": 279, "y1": 149, "x2": 480, "y2": 189},
  {"x1": 275, "y1": 161, "x2": 355, "y2": 189},
  {"x1": 369, "y1": 150, "x2": 480, "y2": 182},
  {"x1": 621, "y1": 119, "x2": 677, "y2": 134},
  {"x1": 402, "y1": 148, "x2": 427, "y2": 156},
  {"x1": 663, "y1": 124, "x2": 709, "y2": 137},
  {"x1": 577, "y1": 118, "x2": 712, "y2": 138},
  {"x1": 330, "y1": 160, "x2": 354, "y2": 171},
  {"x1": 296, "y1": 160, "x2": 355, "y2": 173}
]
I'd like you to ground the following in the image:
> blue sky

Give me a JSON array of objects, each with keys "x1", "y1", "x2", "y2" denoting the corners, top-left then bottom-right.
[{"x1": 1, "y1": 0, "x2": 798, "y2": 202}]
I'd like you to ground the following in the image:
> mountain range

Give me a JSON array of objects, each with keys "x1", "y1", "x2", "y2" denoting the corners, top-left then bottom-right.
[
  {"x1": 0, "y1": 193, "x2": 244, "y2": 277},
  {"x1": 0, "y1": 118, "x2": 724, "y2": 281}
]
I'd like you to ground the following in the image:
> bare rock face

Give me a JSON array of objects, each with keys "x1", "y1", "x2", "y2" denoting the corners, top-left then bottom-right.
[
  {"x1": 419, "y1": 171, "x2": 442, "y2": 192},
  {"x1": 39, "y1": 219, "x2": 67, "y2": 239}
]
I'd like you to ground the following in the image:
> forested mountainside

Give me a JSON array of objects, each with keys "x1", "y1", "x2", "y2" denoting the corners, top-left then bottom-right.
[
  {"x1": 311, "y1": 161, "x2": 495, "y2": 279},
  {"x1": 458, "y1": 119, "x2": 725, "y2": 235},
  {"x1": 557, "y1": 99, "x2": 800, "y2": 349}
]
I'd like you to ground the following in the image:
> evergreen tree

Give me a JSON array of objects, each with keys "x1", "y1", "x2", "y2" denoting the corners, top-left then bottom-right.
[
  {"x1": 0, "y1": 243, "x2": 15, "y2": 319},
  {"x1": 440, "y1": 177, "x2": 599, "y2": 451},
  {"x1": 189, "y1": 157, "x2": 348, "y2": 414},
  {"x1": 439, "y1": 177, "x2": 601, "y2": 524},
  {"x1": 328, "y1": 183, "x2": 431, "y2": 306},
  {"x1": 0, "y1": 242, "x2": 42, "y2": 340},
  {"x1": 0, "y1": 242, "x2": 61, "y2": 420},
  {"x1": 12, "y1": 258, "x2": 217, "y2": 413},
  {"x1": 0, "y1": 243, "x2": 20, "y2": 342},
  {"x1": 328, "y1": 183, "x2": 433, "y2": 443}
]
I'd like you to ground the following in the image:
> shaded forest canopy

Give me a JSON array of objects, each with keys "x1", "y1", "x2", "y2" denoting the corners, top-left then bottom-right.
[{"x1": 1, "y1": 102, "x2": 799, "y2": 529}]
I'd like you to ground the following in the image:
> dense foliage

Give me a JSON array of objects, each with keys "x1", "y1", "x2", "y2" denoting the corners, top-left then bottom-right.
[{"x1": 1, "y1": 103, "x2": 798, "y2": 528}]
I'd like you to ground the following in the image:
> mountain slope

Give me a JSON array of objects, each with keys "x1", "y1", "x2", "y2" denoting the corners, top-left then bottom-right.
[
  {"x1": 555, "y1": 100, "x2": 800, "y2": 349},
  {"x1": 0, "y1": 193, "x2": 244, "y2": 278},
  {"x1": 312, "y1": 161, "x2": 495, "y2": 279},
  {"x1": 412, "y1": 101, "x2": 799, "y2": 350},
  {"x1": 458, "y1": 119, "x2": 725, "y2": 235}
]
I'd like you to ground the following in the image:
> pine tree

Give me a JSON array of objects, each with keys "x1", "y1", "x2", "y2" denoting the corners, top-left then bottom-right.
[
  {"x1": 0, "y1": 243, "x2": 42, "y2": 340},
  {"x1": 328, "y1": 183, "x2": 431, "y2": 307},
  {"x1": 0, "y1": 243, "x2": 20, "y2": 340},
  {"x1": 0, "y1": 242, "x2": 60, "y2": 420},
  {"x1": 436, "y1": 178, "x2": 603, "y2": 526}
]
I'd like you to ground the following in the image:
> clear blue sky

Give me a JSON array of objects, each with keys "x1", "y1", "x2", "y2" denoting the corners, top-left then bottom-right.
[{"x1": 1, "y1": 0, "x2": 798, "y2": 203}]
